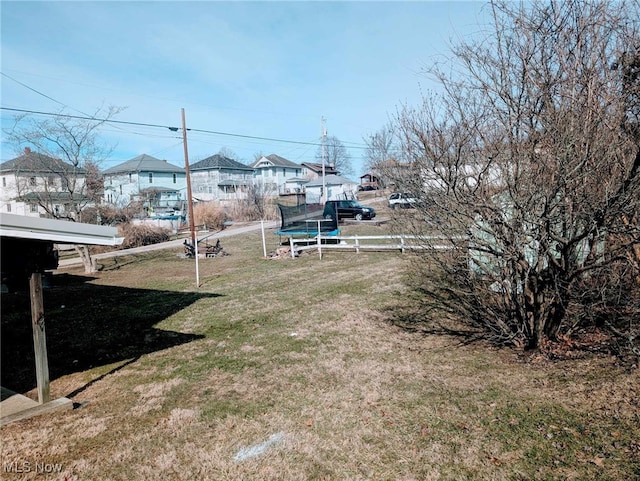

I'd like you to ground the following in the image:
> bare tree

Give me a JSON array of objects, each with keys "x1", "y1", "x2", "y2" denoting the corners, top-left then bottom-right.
[
  {"x1": 217, "y1": 146, "x2": 239, "y2": 161},
  {"x1": 315, "y1": 135, "x2": 354, "y2": 177},
  {"x1": 363, "y1": 124, "x2": 398, "y2": 171},
  {"x1": 5, "y1": 106, "x2": 123, "y2": 273},
  {"x1": 252, "y1": 151, "x2": 265, "y2": 164},
  {"x1": 363, "y1": 124, "x2": 402, "y2": 188},
  {"x1": 390, "y1": 0, "x2": 640, "y2": 350},
  {"x1": 242, "y1": 182, "x2": 271, "y2": 220}
]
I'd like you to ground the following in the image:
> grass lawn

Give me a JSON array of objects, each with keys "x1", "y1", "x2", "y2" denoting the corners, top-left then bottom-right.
[{"x1": 1, "y1": 223, "x2": 639, "y2": 480}]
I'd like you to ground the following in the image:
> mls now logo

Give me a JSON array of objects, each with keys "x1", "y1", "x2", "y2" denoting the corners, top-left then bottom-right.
[{"x1": 3, "y1": 461, "x2": 63, "y2": 473}]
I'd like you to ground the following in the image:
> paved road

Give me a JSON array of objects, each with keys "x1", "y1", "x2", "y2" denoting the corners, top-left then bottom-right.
[{"x1": 57, "y1": 220, "x2": 278, "y2": 268}]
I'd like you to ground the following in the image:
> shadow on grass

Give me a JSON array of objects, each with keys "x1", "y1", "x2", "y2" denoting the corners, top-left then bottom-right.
[{"x1": 1, "y1": 273, "x2": 218, "y2": 395}]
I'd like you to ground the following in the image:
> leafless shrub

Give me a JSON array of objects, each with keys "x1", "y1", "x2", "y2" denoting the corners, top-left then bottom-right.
[
  {"x1": 193, "y1": 202, "x2": 228, "y2": 231},
  {"x1": 228, "y1": 185, "x2": 277, "y2": 221},
  {"x1": 389, "y1": 0, "x2": 640, "y2": 350},
  {"x1": 118, "y1": 223, "x2": 171, "y2": 249}
]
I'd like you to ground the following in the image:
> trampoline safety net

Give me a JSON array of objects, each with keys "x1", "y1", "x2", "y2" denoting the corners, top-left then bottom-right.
[{"x1": 276, "y1": 203, "x2": 339, "y2": 236}]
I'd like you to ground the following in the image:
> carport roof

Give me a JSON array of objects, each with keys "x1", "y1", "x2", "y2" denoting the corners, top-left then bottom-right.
[{"x1": 0, "y1": 213, "x2": 123, "y2": 246}]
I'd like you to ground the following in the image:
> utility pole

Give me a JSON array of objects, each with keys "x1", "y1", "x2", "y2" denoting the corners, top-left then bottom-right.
[
  {"x1": 181, "y1": 108, "x2": 196, "y2": 250},
  {"x1": 321, "y1": 116, "x2": 327, "y2": 204}
]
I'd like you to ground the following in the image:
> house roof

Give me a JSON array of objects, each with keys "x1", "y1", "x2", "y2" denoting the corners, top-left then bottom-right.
[
  {"x1": 138, "y1": 186, "x2": 182, "y2": 194},
  {"x1": 190, "y1": 154, "x2": 253, "y2": 171},
  {"x1": 301, "y1": 162, "x2": 338, "y2": 175},
  {"x1": 0, "y1": 213, "x2": 123, "y2": 246},
  {"x1": 19, "y1": 192, "x2": 88, "y2": 203},
  {"x1": 218, "y1": 179, "x2": 250, "y2": 186},
  {"x1": 250, "y1": 154, "x2": 300, "y2": 169},
  {"x1": 0, "y1": 149, "x2": 87, "y2": 175},
  {"x1": 374, "y1": 158, "x2": 411, "y2": 169},
  {"x1": 306, "y1": 174, "x2": 357, "y2": 187},
  {"x1": 103, "y1": 154, "x2": 185, "y2": 174}
]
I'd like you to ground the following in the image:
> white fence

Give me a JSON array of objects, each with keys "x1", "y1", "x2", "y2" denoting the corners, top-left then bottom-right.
[{"x1": 287, "y1": 234, "x2": 465, "y2": 259}]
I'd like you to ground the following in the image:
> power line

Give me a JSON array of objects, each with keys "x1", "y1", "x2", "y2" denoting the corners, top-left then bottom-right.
[
  {"x1": 1, "y1": 72, "x2": 68, "y2": 108},
  {"x1": 1, "y1": 106, "x2": 369, "y2": 151}
]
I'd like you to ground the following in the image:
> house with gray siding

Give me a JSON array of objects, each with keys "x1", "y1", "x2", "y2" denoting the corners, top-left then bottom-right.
[
  {"x1": 102, "y1": 154, "x2": 186, "y2": 213},
  {"x1": 189, "y1": 154, "x2": 254, "y2": 203},
  {"x1": 250, "y1": 154, "x2": 302, "y2": 196}
]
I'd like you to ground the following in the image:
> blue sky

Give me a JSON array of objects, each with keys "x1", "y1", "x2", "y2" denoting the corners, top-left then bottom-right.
[{"x1": 1, "y1": 1, "x2": 489, "y2": 177}]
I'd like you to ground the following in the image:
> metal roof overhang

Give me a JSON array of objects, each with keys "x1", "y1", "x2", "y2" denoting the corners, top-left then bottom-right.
[
  {"x1": 218, "y1": 179, "x2": 249, "y2": 186},
  {"x1": 0, "y1": 213, "x2": 124, "y2": 246}
]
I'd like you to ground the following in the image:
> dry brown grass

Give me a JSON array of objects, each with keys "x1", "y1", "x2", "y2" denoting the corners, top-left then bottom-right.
[
  {"x1": 1, "y1": 226, "x2": 638, "y2": 480},
  {"x1": 193, "y1": 202, "x2": 228, "y2": 231}
]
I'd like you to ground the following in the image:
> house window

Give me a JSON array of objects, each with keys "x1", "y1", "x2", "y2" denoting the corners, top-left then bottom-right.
[
  {"x1": 282, "y1": 168, "x2": 286, "y2": 176},
  {"x1": 30, "y1": 204, "x2": 38, "y2": 213},
  {"x1": 6, "y1": 204, "x2": 11, "y2": 212},
  {"x1": 29, "y1": 176, "x2": 37, "y2": 186},
  {"x1": 129, "y1": 173, "x2": 133, "y2": 183},
  {"x1": 149, "y1": 172, "x2": 153, "y2": 183},
  {"x1": 119, "y1": 185, "x2": 122, "y2": 195},
  {"x1": 110, "y1": 177, "x2": 113, "y2": 185},
  {"x1": 2, "y1": 177, "x2": 5, "y2": 187},
  {"x1": 48, "y1": 176, "x2": 56, "y2": 186},
  {"x1": 173, "y1": 173, "x2": 177, "y2": 184}
]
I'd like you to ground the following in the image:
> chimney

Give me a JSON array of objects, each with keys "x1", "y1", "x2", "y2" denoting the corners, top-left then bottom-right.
[{"x1": 24, "y1": 147, "x2": 31, "y2": 155}]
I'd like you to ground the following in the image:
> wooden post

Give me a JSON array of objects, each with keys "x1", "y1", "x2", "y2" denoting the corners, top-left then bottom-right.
[{"x1": 30, "y1": 272, "x2": 50, "y2": 404}]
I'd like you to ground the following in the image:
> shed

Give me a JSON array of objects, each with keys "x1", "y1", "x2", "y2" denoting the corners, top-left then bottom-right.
[{"x1": 0, "y1": 213, "x2": 123, "y2": 424}]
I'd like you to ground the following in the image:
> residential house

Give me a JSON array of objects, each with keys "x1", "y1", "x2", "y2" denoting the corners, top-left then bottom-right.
[
  {"x1": 305, "y1": 174, "x2": 358, "y2": 203},
  {"x1": 301, "y1": 162, "x2": 339, "y2": 180},
  {"x1": 359, "y1": 173, "x2": 381, "y2": 190},
  {"x1": 0, "y1": 147, "x2": 89, "y2": 218},
  {"x1": 189, "y1": 154, "x2": 254, "y2": 204},
  {"x1": 370, "y1": 158, "x2": 414, "y2": 190},
  {"x1": 102, "y1": 154, "x2": 186, "y2": 214},
  {"x1": 250, "y1": 154, "x2": 302, "y2": 196},
  {"x1": 283, "y1": 177, "x2": 309, "y2": 195}
]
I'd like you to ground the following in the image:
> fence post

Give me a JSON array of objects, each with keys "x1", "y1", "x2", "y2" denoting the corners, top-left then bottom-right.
[
  {"x1": 355, "y1": 234, "x2": 360, "y2": 254},
  {"x1": 290, "y1": 237, "x2": 295, "y2": 259},
  {"x1": 401, "y1": 235, "x2": 405, "y2": 253}
]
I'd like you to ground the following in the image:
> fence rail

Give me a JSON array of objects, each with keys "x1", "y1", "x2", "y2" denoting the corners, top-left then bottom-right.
[{"x1": 288, "y1": 234, "x2": 466, "y2": 259}]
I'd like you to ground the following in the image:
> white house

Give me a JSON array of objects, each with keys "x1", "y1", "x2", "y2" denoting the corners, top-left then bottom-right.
[
  {"x1": 300, "y1": 162, "x2": 338, "y2": 180},
  {"x1": 0, "y1": 147, "x2": 89, "y2": 218},
  {"x1": 189, "y1": 154, "x2": 254, "y2": 203},
  {"x1": 250, "y1": 154, "x2": 303, "y2": 196},
  {"x1": 102, "y1": 154, "x2": 186, "y2": 213},
  {"x1": 305, "y1": 174, "x2": 359, "y2": 203}
]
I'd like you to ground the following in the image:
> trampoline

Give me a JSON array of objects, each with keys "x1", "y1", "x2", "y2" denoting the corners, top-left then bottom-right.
[{"x1": 275, "y1": 202, "x2": 340, "y2": 238}]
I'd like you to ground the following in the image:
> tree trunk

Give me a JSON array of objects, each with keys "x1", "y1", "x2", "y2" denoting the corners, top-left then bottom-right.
[{"x1": 74, "y1": 245, "x2": 96, "y2": 273}]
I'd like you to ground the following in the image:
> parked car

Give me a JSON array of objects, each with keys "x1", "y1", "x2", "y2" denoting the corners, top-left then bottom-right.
[
  {"x1": 388, "y1": 192, "x2": 417, "y2": 209},
  {"x1": 323, "y1": 200, "x2": 376, "y2": 221},
  {"x1": 357, "y1": 184, "x2": 377, "y2": 191}
]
